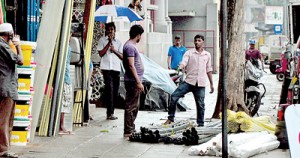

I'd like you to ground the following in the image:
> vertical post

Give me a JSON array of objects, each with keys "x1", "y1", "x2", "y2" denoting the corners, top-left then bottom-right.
[{"x1": 221, "y1": 0, "x2": 228, "y2": 157}]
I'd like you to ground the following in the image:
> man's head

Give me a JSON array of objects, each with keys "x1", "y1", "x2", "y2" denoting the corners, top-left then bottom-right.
[
  {"x1": 105, "y1": 22, "x2": 116, "y2": 38},
  {"x1": 194, "y1": 34, "x2": 205, "y2": 49},
  {"x1": 129, "y1": 25, "x2": 144, "y2": 43},
  {"x1": 249, "y1": 39, "x2": 255, "y2": 49},
  {"x1": 0, "y1": 23, "x2": 14, "y2": 41},
  {"x1": 174, "y1": 35, "x2": 181, "y2": 46}
]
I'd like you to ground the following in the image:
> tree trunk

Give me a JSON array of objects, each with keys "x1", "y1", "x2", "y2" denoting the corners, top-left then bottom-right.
[{"x1": 212, "y1": 0, "x2": 248, "y2": 118}]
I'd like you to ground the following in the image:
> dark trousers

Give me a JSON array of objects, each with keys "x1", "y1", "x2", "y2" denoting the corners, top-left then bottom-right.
[
  {"x1": 102, "y1": 70, "x2": 120, "y2": 116},
  {"x1": 124, "y1": 81, "x2": 140, "y2": 134},
  {"x1": 168, "y1": 82, "x2": 206, "y2": 126},
  {"x1": 0, "y1": 97, "x2": 15, "y2": 155}
]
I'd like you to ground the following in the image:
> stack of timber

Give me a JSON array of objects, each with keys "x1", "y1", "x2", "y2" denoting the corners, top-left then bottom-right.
[
  {"x1": 73, "y1": 0, "x2": 96, "y2": 127},
  {"x1": 37, "y1": 0, "x2": 74, "y2": 137},
  {"x1": 30, "y1": 0, "x2": 68, "y2": 141},
  {"x1": 129, "y1": 120, "x2": 222, "y2": 146}
]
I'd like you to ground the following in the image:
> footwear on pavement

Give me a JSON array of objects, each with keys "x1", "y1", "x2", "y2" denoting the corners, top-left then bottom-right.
[
  {"x1": 123, "y1": 133, "x2": 132, "y2": 137},
  {"x1": 107, "y1": 115, "x2": 118, "y2": 120},
  {"x1": 163, "y1": 119, "x2": 174, "y2": 125}
]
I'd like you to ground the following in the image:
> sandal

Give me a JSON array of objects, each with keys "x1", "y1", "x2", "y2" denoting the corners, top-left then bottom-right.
[
  {"x1": 106, "y1": 115, "x2": 118, "y2": 120},
  {"x1": 1, "y1": 152, "x2": 18, "y2": 158},
  {"x1": 163, "y1": 119, "x2": 174, "y2": 125},
  {"x1": 58, "y1": 131, "x2": 74, "y2": 135}
]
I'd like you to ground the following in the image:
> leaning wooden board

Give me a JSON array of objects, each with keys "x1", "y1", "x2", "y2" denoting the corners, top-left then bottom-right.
[{"x1": 285, "y1": 104, "x2": 300, "y2": 158}]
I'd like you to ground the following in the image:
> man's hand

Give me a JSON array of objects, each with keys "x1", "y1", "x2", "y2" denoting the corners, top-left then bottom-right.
[
  {"x1": 12, "y1": 35, "x2": 20, "y2": 46},
  {"x1": 176, "y1": 67, "x2": 182, "y2": 73},
  {"x1": 137, "y1": 82, "x2": 144, "y2": 92},
  {"x1": 110, "y1": 44, "x2": 115, "y2": 53},
  {"x1": 209, "y1": 84, "x2": 214, "y2": 94}
]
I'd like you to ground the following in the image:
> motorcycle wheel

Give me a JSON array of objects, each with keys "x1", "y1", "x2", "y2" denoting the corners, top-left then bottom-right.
[
  {"x1": 276, "y1": 73, "x2": 284, "y2": 81},
  {"x1": 250, "y1": 93, "x2": 261, "y2": 116}
]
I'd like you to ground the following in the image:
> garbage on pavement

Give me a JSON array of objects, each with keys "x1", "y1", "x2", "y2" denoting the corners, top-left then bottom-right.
[
  {"x1": 187, "y1": 110, "x2": 279, "y2": 157},
  {"x1": 220, "y1": 110, "x2": 276, "y2": 133},
  {"x1": 188, "y1": 131, "x2": 279, "y2": 157}
]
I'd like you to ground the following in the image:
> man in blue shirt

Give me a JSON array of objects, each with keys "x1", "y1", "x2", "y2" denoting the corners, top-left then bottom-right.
[{"x1": 167, "y1": 35, "x2": 187, "y2": 70}]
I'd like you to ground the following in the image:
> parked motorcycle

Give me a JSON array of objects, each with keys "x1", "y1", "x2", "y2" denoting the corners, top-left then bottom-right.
[
  {"x1": 244, "y1": 58, "x2": 266, "y2": 116},
  {"x1": 169, "y1": 70, "x2": 184, "y2": 85}
]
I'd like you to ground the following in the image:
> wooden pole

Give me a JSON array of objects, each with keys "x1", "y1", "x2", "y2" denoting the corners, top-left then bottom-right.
[{"x1": 221, "y1": 0, "x2": 228, "y2": 157}]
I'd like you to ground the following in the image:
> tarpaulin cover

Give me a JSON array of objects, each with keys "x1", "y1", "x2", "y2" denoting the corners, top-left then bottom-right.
[
  {"x1": 119, "y1": 54, "x2": 187, "y2": 111},
  {"x1": 93, "y1": 54, "x2": 188, "y2": 111}
]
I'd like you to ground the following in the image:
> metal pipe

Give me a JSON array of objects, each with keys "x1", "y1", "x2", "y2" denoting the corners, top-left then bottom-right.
[{"x1": 221, "y1": 0, "x2": 228, "y2": 157}]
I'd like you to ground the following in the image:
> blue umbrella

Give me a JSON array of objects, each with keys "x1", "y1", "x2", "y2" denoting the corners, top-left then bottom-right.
[{"x1": 95, "y1": 5, "x2": 143, "y2": 23}]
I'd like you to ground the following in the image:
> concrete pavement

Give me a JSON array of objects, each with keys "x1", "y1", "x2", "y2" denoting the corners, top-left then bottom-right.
[{"x1": 10, "y1": 69, "x2": 291, "y2": 158}]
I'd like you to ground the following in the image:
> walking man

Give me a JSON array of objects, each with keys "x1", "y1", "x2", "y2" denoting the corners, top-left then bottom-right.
[
  {"x1": 167, "y1": 35, "x2": 187, "y2": 70},
  {"x1": 123, "y1": 25, "x2": 144, "y2": 137},
  {"x1": 0, "y1": 23, "x2": 23, "y2": 158},
  {"x1": 97, "y1": 22, "x2": 123, "y2": 120},
  {"x1": 164, "y1": 34, "x2": 214, "y2": 127}
]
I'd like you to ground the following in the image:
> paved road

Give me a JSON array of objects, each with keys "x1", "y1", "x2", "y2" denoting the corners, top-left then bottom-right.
[{"x1": 10, "y1": 69, "x2": 291, "y2": 158}]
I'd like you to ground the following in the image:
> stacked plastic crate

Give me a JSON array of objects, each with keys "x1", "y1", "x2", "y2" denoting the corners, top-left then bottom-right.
[{"x1": 11, "y1": 42, "x2": 36, "y2": 146}]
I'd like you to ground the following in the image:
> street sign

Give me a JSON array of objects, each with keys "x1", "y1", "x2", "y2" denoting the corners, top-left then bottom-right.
[
  {"x1": 274, "y1": 24, "x2": 282, "y2": 35},
  {"x1": 285, "y1": 105, "x2": 300, "y2": 158}
]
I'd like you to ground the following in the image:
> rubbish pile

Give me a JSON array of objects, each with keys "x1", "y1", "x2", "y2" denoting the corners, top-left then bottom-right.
[
  {"x1": 187, "y1": 110, "x2": 279, "y2": 157},
  {"x1": 221, "y1": 110, "x2": 276, "y2": 133},
  {"x1": 188, "y1": 131, "x2": 279, "y2": 157}
]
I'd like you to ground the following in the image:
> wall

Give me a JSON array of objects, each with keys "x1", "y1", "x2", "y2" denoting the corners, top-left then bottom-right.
[
  {"x1": 169, "y1": 0, "x2": 220, "y2": 73},
  {"x1": 147, "y1": 32, "x2": 172, "y2": 68}
]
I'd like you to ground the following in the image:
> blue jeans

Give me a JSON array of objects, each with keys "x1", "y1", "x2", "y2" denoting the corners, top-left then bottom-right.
[{"x1": 168, "y1": 82, "x2": 205, "y2": 126}]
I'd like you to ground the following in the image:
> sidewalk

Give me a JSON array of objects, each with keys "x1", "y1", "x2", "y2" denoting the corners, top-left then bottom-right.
[{"x1": 10, "y1": 70, "x2": 291, "y2": 158}]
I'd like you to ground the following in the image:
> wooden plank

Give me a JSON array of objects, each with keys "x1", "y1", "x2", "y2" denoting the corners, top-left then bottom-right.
[
  {"x1": 50, "y1": 0, "x2": 74, "y2": 137},
  {"x1": 30, "y1": 0, "x2": 66, "y2": 142}
]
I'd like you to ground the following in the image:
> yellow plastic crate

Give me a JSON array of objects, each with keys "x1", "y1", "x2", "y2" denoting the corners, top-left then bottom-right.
[
  {"x1": 10, "y1": 131, "x2": 28, "y2": 146},
  {"x1": 15, "y1": 104, "x2": 30, "y2": 118},
  {"x1": 21, "y1": 45, "x2": 33, "y2": 66},
  {"x1": 18, "y1": 78, "x2": 31, "y2": 92}
]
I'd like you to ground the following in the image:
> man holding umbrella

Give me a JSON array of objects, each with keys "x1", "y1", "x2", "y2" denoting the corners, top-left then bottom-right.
[{"x1": 97, "y1": 22, "x2": 123, "y2": 120}]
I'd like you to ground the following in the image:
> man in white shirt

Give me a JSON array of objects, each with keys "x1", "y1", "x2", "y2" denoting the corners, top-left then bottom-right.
[{"x1": 97, "y1": 22, "x2": 123, "y2": 120}]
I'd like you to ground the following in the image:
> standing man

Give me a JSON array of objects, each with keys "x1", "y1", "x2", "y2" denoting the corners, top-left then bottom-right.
[
  {"x1": 59, "y1": 31, "x2": 74, "y2": 135},
  {"x1": 97, "y1": 22, "x2": 123, "y2": 120},
  {"x1": 167, "y1": 35, "x2": 187, "y2": 70},
  {"x1": 245, "y1": 39, "x2": 262, "y2": 61},
  {"x1": 0, "y1": 23, "x2": 23, "y2": 158},
  {"x1": 164, "y1": 34, "x2": 214, "y2": 127},
  {"x1": 123, "y1": 25, "x2": 144, "y2": 137}
]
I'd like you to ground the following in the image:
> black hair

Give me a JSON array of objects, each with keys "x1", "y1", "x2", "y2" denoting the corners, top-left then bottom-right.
[
  {"x1": 0, "y1": 32, "x2": 10, "y2": 36},
  {"x1": 105, "y1": 22, "x2": 116, "y2": 31},
  {"x1": 129, "y1": 25, "x2": 144, "y2": 39},
  {"x1": 194, "y1": 34, "x2": 205, "y2": 41}
]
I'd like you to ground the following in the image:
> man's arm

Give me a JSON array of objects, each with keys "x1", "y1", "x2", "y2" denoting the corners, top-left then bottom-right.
[
  {"x1": 99, "y1": 41, "x2": 111, "y2": 57},
  {"x1": 12, "y1": 36, "x2": 23, "y2": 65},
  {"x1": 127, "y1": 57, "x2": 144, "y2": 92},
  {"x1": 207, "y1": 71, "x2": 214, "y2": 93},
  {"x1": 177, "y1": 51, "x2": 189, "y2": 71},
  {"x1": 16, "y1": 45, "x2": 23, "y2": 65},
  {"x1": 167, "y1": 56, "x2": 171, "y2": 69}
]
